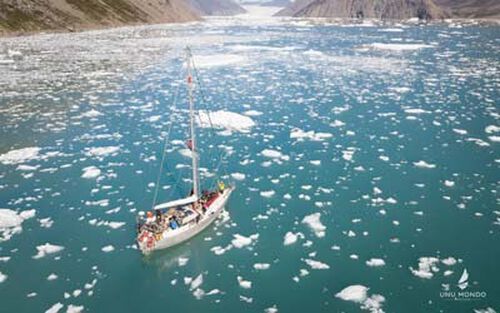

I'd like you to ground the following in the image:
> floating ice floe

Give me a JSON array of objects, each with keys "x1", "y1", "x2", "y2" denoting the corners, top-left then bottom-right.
[
  {"x1": 330, "y1": 120, "x2": 345, "y2": 127},
  {"x1": 378, "y1": 28, "x2": 404, "y2": 33},
  {"x1": 390, "y1": 86, "x2": 411, "y2": 93},
  {"x1": 178, "y1": 148, "x2": 193, "y2": 158},
  {"x1": 404, "y1": 108, "x2": 431, "y2": 115},
  {"x1": 0, "y1": 271, "x2": 7, "y2": 283},
  {"x1": 453, "y1": 128, "x2": 468, "y2": 135},
  {"x1": 66, "y1": 304, "x2": 84, "y2": 313},
  {"x1": 335, "y1": 285, "x2": 385, "y2": 313},
  {"x1": 310, "y1": 160, "x2": 321, "y2": 166},
  {"x1": 193, "y1": 54, "x2": 246, "y2": 68},
  {"x1": 147, "y1": 115, "x2": 161, "y2": 123},
  {"x1": 231, "y1": 172, "x2": 246, "y2": 181},
  {"x1": 85, "y1": 146, "x2": 120, "y2": 157},
  {"x1": 302, "y1": 213, "x2": 326, "y2": 238},
  {"x1": 0, "y1": 209, "x2": 36, "y2": 241},
  {"x1": 488, "y1": 136, "x2": 500, "y2": 143},
  {"x1": 283, "y1": 231, "x2": 303, "y2": 246},
  {"x1": 260, "y1": 190, "x2": 275, "y2": 198},
  {"x1": 342, "y1": 149, "x2": 356, "y2": 161},
  {"x1": 81, "y1": 166, "x2": 101, "y2": 179},
  {"x1": 466, "y1": 138, "x2": 490, "y2": 147},
  {"x1": 366, "y1": 258, "x2": 386, "y2": 267},
  {"x1": 47, "y1": 273, "x2": 58, "y2": 281},
  {"x1": 335, "y1": 285, "x2": 368, "y2": 302},
  {"x1": 264, "y1": 305, "x2": 278, "y2": 313},
  {"x1": 45, "y1": 302, "x2": 64, "y2": 313},
  {"x1": 33, "y1": 243, "x2": 64, "y2": 259},
  {"x1": 261, "y1": 149, "x2": 289, "y2": 161},
  {"x1": 0, "y1": 147, "x2": 40, "y2": 165},
  {"x1": 178, "y1": 257, "x2": 189, "y2": 267},
  {"x1": 253, "y1": 263, "x2": 270, "y2": 270},
  {"x1": 413, "y1": 160, "x2": 436, "y2": 169},
  {"x1": 239, "y1": 295, "x2": 253, "y2": 303},
  {"x1": 485, "y1": 125, "x2": 500, "y2": 134},
  {"x1": 81, "y1": 109, "x2": 102, "y2": 118},
  {"x1": 304, "y1": 258, "x2": 330, "y2": 270},
  {"x1": 211, "y1": 244, "x2": 232, "y2": 255},
  {"x1": 474, "y1": 308, "x2": 497, "y2": 313},
  {"x1": 231, "y1": 233, "x2": 259, "y2": 249},
  {"x1": 88, "y1": 219, "x2": 125, "y2": 230},
  {"x1": 367, "y1": 43, "x2": 433, "y2": 51},
  {"x1": 410, "y1": 257, "x2": 440, "y2": 279},
  {"x1": 101, "y1": 245, "x2": 115, "y2": 253},
  {"x1": 237, "y1": 276, "x2": 252, "y2": 289},
  {"x1": 190, "y1": 274, "x2": 203, "y2": 290},
  {"x1": 20, "y1": 209, "x2": 36, "y2": 219},
  {"x1": 17, "y1": 164, "x2": 39, "y2": 171},
  {"x1": 444, "y1": 180, "x2": 455, "y2": 187},
  {"x1": 198, "y1": 110, "x2": 255, "y2": 133},
  {"x1": 441, "y1": 257, "x2": 457, "y2": 266},
  {"x1": 290, "y1": 128, "x2": 333, "y2": 142}
]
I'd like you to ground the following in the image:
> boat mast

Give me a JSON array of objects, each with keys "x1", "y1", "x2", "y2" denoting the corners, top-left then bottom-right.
[{"x1": 186, "y1": 47, "x2": 200, "y2": 198}]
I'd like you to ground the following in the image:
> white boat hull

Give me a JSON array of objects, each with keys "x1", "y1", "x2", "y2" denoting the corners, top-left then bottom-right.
[{"x1": 139, "y1": 187, "x2": 233, "y2": 255}]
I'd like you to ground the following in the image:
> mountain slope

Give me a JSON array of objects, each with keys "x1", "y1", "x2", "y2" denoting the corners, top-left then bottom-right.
[
  {"x1": 434, "y1": 0, "x2": 500, "y2": 19},
  {"x1": 277, "y1": 0, "x2": 447, "y2": 20},
  {"x1": 274, "y1": 0, "x2": 315, "y2": 16},
  {"x1": 260, "y1": 0, "x2": 293, "y2": 7},
  {"x1": 0, "y1": 0, "x2": 199, "y2": 35},
  {"x1": 188, "y1": 0, "x2": 246, "y2": 15}
]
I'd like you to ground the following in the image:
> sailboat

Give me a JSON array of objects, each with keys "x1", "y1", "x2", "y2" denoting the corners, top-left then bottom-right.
[{"x1": 136, "y1": 48, "x2": 234, "y2": 255}]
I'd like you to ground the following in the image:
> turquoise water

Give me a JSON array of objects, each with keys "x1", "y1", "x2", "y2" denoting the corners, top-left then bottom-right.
[{"x1": 0, "y1": 16, "x2": 499, "y2": 313}]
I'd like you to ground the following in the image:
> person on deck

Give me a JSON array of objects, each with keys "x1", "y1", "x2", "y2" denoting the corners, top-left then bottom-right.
[
  {"x1": 218, "y1": 181, "x2": 225, "y2": 194},
  {"x1": 146, "y1": 211, "x2": 155, "y2": 224}
]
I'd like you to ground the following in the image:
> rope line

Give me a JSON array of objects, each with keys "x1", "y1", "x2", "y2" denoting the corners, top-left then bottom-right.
[{"x1": 150, "y1": 75, "x2": 181, "y2": 210}]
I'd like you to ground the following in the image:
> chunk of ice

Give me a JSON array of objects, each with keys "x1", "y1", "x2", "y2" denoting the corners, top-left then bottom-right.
[
  {"x1": 366, "y1": 258, "x2": 386, "y2": 267},
  {"x1": 45, "y1": 303, "x2": 64, "y2": 313},
  {"x1": 304, "y1": 259, "x2": 330, "y2": 270},
  {"x1": 335, "y1": 285, "x2": 368, "y2": 302},
  {"x1": 81, "y1": 166, "x2": 101, "y2": 179},
  {"x1": 198, "y1": 111, "x2": 255, "y2": 133},
  {"x1": 413, "y1": 160, "x2": 436, "y2": 169},
  {"x1": 33, "y1": 243, "x2": 64, "y2": 259},
  {"x1": 101, "y1": 245, "x2": 115, "y2": 253},
  {"x1": 253, "y1": 263, "x2": 270, "y2": 270},
  {"x1": 302, "y1": 213, "x2": 326, "y2": 238},
  {"x1": 231, "y1": 233, "x2": 259, "y2": 248},
  {"x1": 0, "y1": 147, "x2": 40, "y2": 165},
  {"x1": 237, "y1": 276, "x2": 252, "y2": 289}
]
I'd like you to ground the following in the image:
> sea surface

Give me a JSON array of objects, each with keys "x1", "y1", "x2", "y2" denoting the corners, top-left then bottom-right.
[{"x1": 0, "y1": 9, "x2": 499, "y2": 313}]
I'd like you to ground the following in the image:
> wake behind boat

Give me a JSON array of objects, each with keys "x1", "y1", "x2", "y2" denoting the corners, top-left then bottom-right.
[{"x1": 136, "y1": 48, "x2": 234, "y2": 255}]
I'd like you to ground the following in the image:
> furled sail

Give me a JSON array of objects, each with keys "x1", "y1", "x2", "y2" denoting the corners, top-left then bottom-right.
[{"x1": 154, "y1": 195, "x2": 198, "y2": 210}]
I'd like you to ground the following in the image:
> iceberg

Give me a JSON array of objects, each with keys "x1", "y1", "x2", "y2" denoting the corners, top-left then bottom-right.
[
  {"x1": 335, "y1": 285, "x2": 368, "y2": 302},
  {"x1": 0, "y1": 209, "x2": 36, "y2": 241},
  {"x1": 0, "y1": 147, "x2": 40, "y2": 165},
  {"x1": 198, "y1": 110, "x2": 255, "y2": 133}
]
